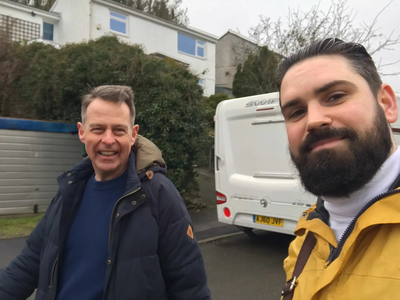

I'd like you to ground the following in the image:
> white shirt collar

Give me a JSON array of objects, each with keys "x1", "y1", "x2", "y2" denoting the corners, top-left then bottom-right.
[{"x1": 323, "y1": 146, "x2": 400, "y2": 241}]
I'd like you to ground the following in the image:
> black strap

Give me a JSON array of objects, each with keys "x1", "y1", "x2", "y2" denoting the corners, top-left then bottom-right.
[{"x1": 281, "y1": 231, "x2": 316, "y2": 300}]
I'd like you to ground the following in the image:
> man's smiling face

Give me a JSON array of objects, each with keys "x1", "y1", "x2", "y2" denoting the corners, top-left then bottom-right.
[
  {"x1": 280, "y1": 55, "x2": 396, "y2": 197},
  {"x1": 78, "y1": 98, "x2": 138, "y2": 181}
]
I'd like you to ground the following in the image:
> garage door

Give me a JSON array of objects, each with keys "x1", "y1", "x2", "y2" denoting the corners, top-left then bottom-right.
[{"x1": 0, "y1": 118, "x2": 82, "y2": 215}]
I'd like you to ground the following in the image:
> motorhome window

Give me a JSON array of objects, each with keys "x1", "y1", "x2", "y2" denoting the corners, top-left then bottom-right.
[
  {"x1": 178, "y1": 33, "x2": 205, "y2": 58},
  {"x1": 110, "y1": 11, "x2": 127, "y2": 35}
]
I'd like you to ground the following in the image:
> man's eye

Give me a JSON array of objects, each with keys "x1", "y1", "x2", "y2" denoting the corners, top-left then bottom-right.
[
  {"x1": 114, "y1": 129, "x2": 126, "y2": 134},
  {"x1": 289, "y1": 109, "x2": 306, "y2": 120},
  {"x1": 92, "y1": 128, "x2": 103, "y2": 133},
  {"x1": 327, "y1": 94, "x2": 345, "y2": 102}
]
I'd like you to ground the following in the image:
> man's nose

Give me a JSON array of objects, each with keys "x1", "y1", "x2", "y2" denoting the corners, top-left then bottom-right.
[
  {"x1": 306, "y1": 103, "x2": 332, "y2": 132},
  {"x1": 101, "y1": 130, "x2": 116, "y2": 145}
]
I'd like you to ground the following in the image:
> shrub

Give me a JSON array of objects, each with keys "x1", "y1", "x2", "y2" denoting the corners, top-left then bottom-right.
[{"x1": 0, "y1": 36, "x2": 208, "y2": 193}]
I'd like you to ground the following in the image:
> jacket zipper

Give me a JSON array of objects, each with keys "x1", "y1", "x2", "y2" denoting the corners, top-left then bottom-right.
[
  {"x1": 103, "y1": 187, "x2": 141, "y2": 300},
  {"x1": 108, "y1": 187, "x2": 141, "y2": 250},
  {"x1": 327, "y1": 189, "x2": 400, "y2": 264},
  {"x1": 47, "y1": 258, "x2": 58, "y2": 300}
]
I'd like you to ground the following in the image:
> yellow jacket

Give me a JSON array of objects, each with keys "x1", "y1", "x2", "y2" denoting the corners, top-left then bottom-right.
[{"x1": 284, "y1": 190, "x2": 400, "y2": 300}]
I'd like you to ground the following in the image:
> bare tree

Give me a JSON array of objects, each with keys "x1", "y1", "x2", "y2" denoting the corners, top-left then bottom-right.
[
  {"x1": 108, "y1": 0, "x2": 189, "y2": 26},
  {"x1": 168, "y1": 0, "x2": 189, "y2": 26},
  {"x1": 147, "y1": 0, "x2": 189, "y2": 26},
  {"x1": 9, "y1": 0, "x2": 55, "y2": 10},
  {"x1": 249, "y1": 0, "x2": 400, "y2": 75},
  {"x1": 8, "y1": 0, "x2": 189, "y2": 26}
]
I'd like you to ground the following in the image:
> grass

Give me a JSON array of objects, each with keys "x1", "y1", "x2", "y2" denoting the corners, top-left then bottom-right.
[{"x1": 0, "y1": 214, "x2": 44, "y2": 239}]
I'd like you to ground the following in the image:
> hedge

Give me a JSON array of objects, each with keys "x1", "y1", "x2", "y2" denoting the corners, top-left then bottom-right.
[{"x1": 0, "y1": 35, "x2": 210, "y2": 193}]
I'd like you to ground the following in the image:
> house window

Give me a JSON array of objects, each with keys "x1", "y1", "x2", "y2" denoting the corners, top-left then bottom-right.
[
  {"x1": 178, "y1": 33, "x2": 205, "y2": 58},
  {"x1": 43, "y1": 22, "x2": 54, "y2": 41},
  {"x1": 110, "y1": 11, "x2": 127, "y2": 35}
]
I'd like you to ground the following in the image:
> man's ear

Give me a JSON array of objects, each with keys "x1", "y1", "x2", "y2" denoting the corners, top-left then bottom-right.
[
  {"x1": 77, "y1": 122, "x2": 86, "y2": 144},
  {"x1": 378, "y1": 84, "x2": 398, "y2": 124},
  {"x1": 131, "y1": 125, "x2": 139, "y2": 147}
]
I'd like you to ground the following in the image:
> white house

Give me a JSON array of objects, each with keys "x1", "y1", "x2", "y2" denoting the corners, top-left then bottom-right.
[
  {"x1": 0, "y1": 0, "x2": 60, "y2": 42},
  {"x1": 0, "y1": 0, "x2": 217, "y2": 96},
  {"x1": 215, "y1": 29, "x2": 259, "y2": 95}
]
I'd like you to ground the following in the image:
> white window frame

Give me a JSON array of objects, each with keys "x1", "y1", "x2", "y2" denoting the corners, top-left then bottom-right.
[
  {"x1": 196, "y1": 40, "x2": 205, "y2": 58},
  {"x1": 177, "y1": 33, "x2": 206, "y2": 59},
  {"x1": 109, "y1": 10, "x2": 128, "y2": 36}
]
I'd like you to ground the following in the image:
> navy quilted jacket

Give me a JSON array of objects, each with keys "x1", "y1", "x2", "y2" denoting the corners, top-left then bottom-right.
[{"x1": 0, "y1": 138, "x2": 210, "y2": 300}]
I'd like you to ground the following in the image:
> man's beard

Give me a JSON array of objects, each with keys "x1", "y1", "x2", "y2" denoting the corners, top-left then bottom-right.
[{"x1": 290, "y1": 107, "x2": 392, "y2": 197}]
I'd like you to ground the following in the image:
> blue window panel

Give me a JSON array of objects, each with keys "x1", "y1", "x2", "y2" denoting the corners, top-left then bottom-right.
[
  {"x1": 43, "y1": 22, "x2": 54, "y2": 41},
  {"x1": 110, "y1": 19, "x2": 126, "y2": 34},
  {"x1": 110, "y1": 11, "x2": 127, "y2": 20},
  {"x1": 197, "y1": 46, "x2": 204, "y2": 57},
  {"x1": 178, "y1": 33, "x2": 196, "y2": 55},
  {"x1": 197, "y1": 40, "x2": 205, "y2": 45}
]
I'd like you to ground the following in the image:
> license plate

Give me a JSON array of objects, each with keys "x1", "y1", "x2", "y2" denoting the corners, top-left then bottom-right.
[{"x1": 253, "y1": 215, "x2": 284, "y2": 227}]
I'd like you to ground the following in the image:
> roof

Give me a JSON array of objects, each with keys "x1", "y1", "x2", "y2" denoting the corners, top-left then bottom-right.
[
  {"x1": 91, "y1": 0, "x2": 219, "y2": 43},
  {"x1": 0, "y1": 0, "x2": 61, "y2": 21},
  {"x1": 219, "y1": 29, "x2": 258, "y2": 46}
]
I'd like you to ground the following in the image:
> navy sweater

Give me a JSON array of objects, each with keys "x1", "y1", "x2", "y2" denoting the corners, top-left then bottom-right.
[{"x1": 56, "y1": 172, "x2": 127, "y2": 300}]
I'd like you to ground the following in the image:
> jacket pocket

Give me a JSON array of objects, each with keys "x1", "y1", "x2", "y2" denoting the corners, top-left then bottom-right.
[{"x1": 113, "y1": 255, "x2": 166, "y2": 300}]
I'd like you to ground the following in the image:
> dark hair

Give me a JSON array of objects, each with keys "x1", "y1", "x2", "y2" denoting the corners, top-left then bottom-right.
[
  {"x1": 276, "y1": 38, "x2": 382, "y2": 97},
  {"x1": 81, "y1": 85, "x2": 135, "y2": 125}
]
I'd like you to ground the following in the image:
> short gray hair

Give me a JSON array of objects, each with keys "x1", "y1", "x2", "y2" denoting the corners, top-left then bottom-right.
[{"x1": 81, "y1": 85, "x2": 136, "y2": 126}]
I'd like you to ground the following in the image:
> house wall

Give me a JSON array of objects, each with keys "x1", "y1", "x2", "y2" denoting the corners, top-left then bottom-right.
[
  {"x1": 1, "y1": 5, "x2": 42, "y2": 27},
  {"x1": 0, "y1": 0, "x2": 59, "y2": 42},
  {"x1": 216, "y1": 32, "x2": 258, "y2": 95},
  {"x1": 50, "y1": 0, "x2": 91, "y2": 45},
  {"x1": 0, "y1": 119, "x2": 82, "y2": 215},
  {"x1": 88, "y1": 1, "x2": 216, "y2": 96}
]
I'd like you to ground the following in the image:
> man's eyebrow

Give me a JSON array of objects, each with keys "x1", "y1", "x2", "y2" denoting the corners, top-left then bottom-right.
[
  {"x1": 314, "y1": 80, "x2": 356, "y2": 96},
  {"x1": 88, "y1": 123, "x2": 103, "y2": 128},
  {"x1": 281, "y1": 99, "x2": 302, "y2": 115},
  {"x1": 114, "y1": 125, "x2": 129, "y2": 130},
  {"x1": 281, "y1": 80, "x2": 357, "y2": 114}
]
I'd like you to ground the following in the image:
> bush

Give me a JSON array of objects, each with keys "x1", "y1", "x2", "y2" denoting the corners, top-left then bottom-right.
[
  {"x1": 0, "y1": 36, "x2": 209, "y2": 193},
  {"x1": 193, "y1": 92, "x2": 233, "y2": 168},
  {"x1": 202, "y1": 92, "x2": 232, "y2": 129},
  {"x1": 232, "y1": 46, "x2": 280, "y2": 98}
]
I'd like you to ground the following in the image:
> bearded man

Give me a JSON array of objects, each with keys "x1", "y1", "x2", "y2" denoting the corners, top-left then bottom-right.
[{"x1": 278, "y1": 38, "x2": 400, "y2": 300}]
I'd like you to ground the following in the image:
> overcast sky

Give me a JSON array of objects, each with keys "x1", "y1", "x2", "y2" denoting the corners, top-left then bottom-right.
[{"x1": 181, "y1": 0, "x2": 400, "y2": 92}]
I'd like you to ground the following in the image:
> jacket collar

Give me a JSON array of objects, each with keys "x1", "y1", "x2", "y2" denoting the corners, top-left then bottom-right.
[
  {"x1": 57, "y1": 151, "x2": 142, "y2": 195},
  {"x1": 295, "y1": 172, "x2": 400, "y2": 247},
  {"x1": 58, "y1": 135, "x2": 167, "y2": 195}
]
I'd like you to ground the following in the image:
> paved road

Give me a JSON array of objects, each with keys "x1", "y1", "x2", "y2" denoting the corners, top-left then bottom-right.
[
  {"x1": 0, "y1": 238, "x2": 35, "y2": 299},
  {"x1": 201, "y1": 231, "x2": 294, "y2": 300},
  {"x1": 0, "y1": 237, "x2": 25, "y2": 269}
]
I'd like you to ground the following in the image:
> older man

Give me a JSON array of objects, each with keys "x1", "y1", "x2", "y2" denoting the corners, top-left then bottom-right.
[
  {"x1": 0, "y1": 85, "x2": 210, "y2": 300},
  {"x1": 278, "y1": 38, "x2": 399, "y2": 300}
]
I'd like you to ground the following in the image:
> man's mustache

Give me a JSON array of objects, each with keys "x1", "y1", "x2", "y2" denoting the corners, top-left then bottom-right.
[{"x1": 299, "y1": 127, "x2": 358, "y2": 155}]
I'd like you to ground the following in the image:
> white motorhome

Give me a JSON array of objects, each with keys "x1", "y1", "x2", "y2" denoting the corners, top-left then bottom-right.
[{"x1": 215, "y1": 92, "x2": 400, "y2": 236}]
